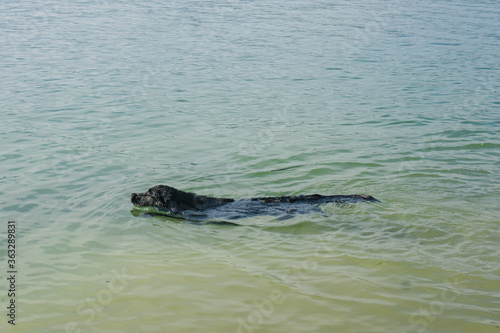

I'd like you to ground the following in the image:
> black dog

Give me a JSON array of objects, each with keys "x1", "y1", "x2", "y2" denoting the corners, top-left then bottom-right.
[{"x1": 131, "y1": 185, "x2": 379, "y2": 221}]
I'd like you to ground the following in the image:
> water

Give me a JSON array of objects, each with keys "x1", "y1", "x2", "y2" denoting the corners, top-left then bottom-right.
[{"x1": 1, "y1": 0, "x2": 499, "y2": 332}]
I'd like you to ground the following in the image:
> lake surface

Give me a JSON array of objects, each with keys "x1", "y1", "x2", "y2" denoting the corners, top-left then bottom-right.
[{"x1": 1, "y1": 0, "x2": 499, "y2": 332}]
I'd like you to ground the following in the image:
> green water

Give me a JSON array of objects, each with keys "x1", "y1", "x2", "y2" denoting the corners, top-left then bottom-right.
[{"x1": 1, "y1": 0, "x2": 499, "y2": 332}]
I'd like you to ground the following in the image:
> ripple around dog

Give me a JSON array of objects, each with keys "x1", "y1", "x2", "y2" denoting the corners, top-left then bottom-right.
[{"x1": 131, "y1": 185, "x2": 379, "y2": 222}]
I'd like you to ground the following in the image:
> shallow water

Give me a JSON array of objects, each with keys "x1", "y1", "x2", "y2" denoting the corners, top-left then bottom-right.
[{"x1": 1, "y1": 0, "x2": 499, "y2": 332}]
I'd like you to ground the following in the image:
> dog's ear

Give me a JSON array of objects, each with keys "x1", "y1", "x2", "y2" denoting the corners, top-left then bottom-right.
[
  {"x1": 157, "y1": 187, "x2": 174, "y2": 206},
  {"x1": 165, "y1": 199, "x2": 180, "y2": 213}
]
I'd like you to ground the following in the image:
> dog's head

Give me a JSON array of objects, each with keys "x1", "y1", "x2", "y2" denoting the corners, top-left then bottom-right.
[{"x1": 131, "y1": 185, "x2": 204, "y2": 212}]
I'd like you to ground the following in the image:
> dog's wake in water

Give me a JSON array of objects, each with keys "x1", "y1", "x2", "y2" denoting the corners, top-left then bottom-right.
[{"x1": 130, "y1": 185, "x2": 379, "y2": 224}]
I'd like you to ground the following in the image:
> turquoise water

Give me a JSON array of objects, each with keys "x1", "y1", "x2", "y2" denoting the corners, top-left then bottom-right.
[{"x1": 1, "y1": 0, "x2": 499, "y2": 332}]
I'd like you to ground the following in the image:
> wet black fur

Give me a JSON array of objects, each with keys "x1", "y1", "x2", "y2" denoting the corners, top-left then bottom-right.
[{"x1": 131, "y1": 185, "x2": 379, "y2": 214}]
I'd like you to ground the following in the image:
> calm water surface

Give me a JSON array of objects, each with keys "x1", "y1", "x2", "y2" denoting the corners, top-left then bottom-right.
[{"x1": 1, "y1": 0, "x2": 499, "y2": 332}]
